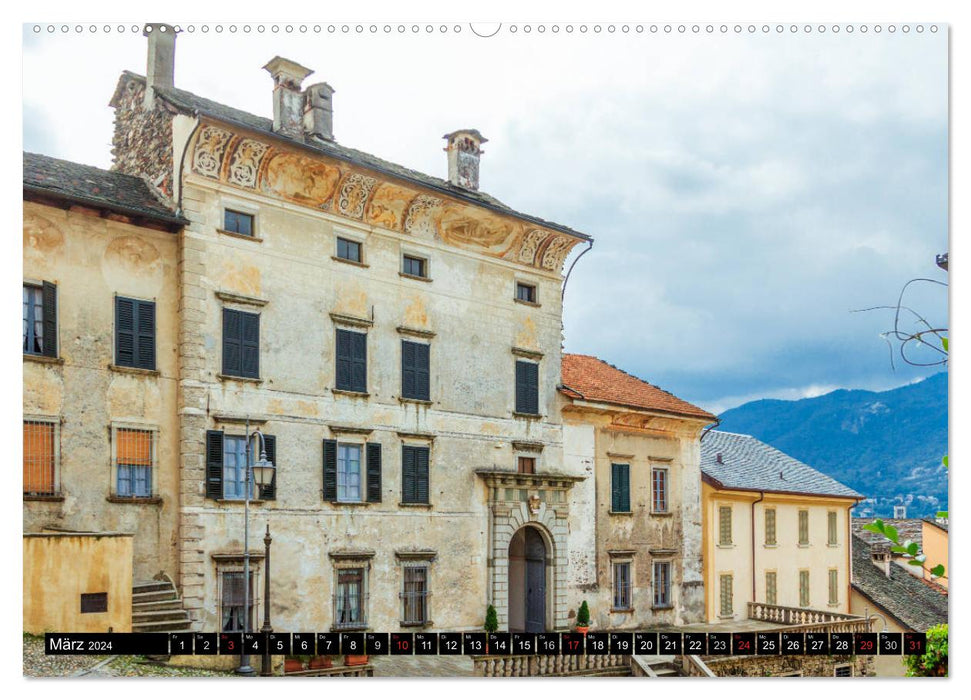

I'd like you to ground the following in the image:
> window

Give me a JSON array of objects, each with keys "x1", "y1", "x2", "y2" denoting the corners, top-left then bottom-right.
[
  {"x1": 402, "y1": 254, "x2": 427, "y2": 278},
  {"x1": 653, "y1": 561, "x2": 671, "y2": 607},
  {"x1": 336, "y1": 237, "x2": 362, "y2": 263},
  {"x1": 652, "y1": 467, "x2": 668, "y2": 513},
  {"x1": 518, "y1": 456, "x2": 536, "y2": 474},
  {"x1": 515, "y1": 360, "x2": 539, "y2": 415},
  {"x1": 323, "y1": 440, "x2": 382, "y2": 504},
  {"x1": 23, "y1": 420, "x2": 57, "y2": 496},
  {"x1": 719, "y1": 506, "x2": 733, "y2": 545},
  {"x1": 115, "y1": 428, "x2": 154, "y2": 498},
  {"x1": 336, "y1": 329, "x2": 367, "y2": 393},
  {"x1": 23, "y1": 282, "x2": 56, "y2": 357},
  {"x1": 222, "y1": 308, "x2": 259, "y2": 378},
  {"x1": 221, "y1": 570, "x2": 256, "y2": 632},
  {"x1": 828, "y1": 569, "x2": 839, "y2": 605},
  {"x1": 612, "y1": 562, "x2": 632, "y2": 610},
  {"x1": 834, "y1": 665, "x2": 852, "y2": 677},
  {"x1": 798, "y1": 510, "x2": 809, "y2": 545},
  {"x1": 799, "y1": 570, "x2": 810, "y2": 607},
  {"x1": 765, "y1": 571, "x2": 777, "y2": 606},
  {"x1": 401, "y1": 340, "x2": 430, "y2": 401},
  {"x1": 334, "y1": 568, "x2": 366, "y2": 629},
  {"x1": 80, "y1": 592, "x2": 108, "y2": 614},
  {"x1": 223, "y1": 209, "x2": 254, "y2": 236},
  {"x1": 205, "y1": 431, "x2": 276, "y2": 501},
  {"x1": 611, "y1": 463, "x2": 631, "y2": 513},
  {"x1": 893, "y1": 505, "x2": 907, "y2": 518},
  {"x1": 719, "y1": 574, "x2": 733, "y2": 617},
  {"x1": 764, "y1": 508, "x2": 777, "y2": 545},
  {"x1": 828, "y1": 511, "x2": 838, "y2": 545},
  {"x1": 401, "y1": 445, "x2": 429, "y2": 505},
  {"x1": 515, "y1": 282, "x2": 537, "y2": 304},
  {"x1": 401, "y1": 564, "x2": 429, "y2": 625},
  {"x1": 116, "y1": 297, "x2": 156, "y2": 370}
]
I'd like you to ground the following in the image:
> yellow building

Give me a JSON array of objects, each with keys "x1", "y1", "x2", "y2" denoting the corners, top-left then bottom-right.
[
  {"x1": 700, "y1": 431, "x2": 862, "y2": 623},
  {"x1": 921, "y1": 518, "x2": 948, "y2": 588}
]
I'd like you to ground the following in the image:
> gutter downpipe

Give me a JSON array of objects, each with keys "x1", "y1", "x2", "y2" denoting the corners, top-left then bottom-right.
[
  {"x1": 562, "y1": 239, "x2": 593, "y2": 302},
  {"x1": 752, "y1": 491, "x2": 764, "y2": 602},
  {"x1": 175, "y1": 111, "x2": 203, "y2": 216}
]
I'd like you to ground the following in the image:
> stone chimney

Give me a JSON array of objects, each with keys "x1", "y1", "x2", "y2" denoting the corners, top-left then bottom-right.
[
  {"x1": 870, "y1": 543, "x2": 892, "y2": 578},
  {"x1": 263, "y1": 56, "x2": 314, "y2": 140},
  {"x1": 443, "y1": 129, "x2": 487, "y2": 191},
  {"x1": 303, "y1": 82, "x2": 335, "y2": 142},
  {"x1": 143, "y1": 24, "x2": 177, "y2": 108}
]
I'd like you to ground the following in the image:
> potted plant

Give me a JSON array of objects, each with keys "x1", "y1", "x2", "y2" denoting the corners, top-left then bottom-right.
[
  {"x1": 309, "y1": 654, "x2": 333, "y2": 670},
  {"x1": 484, "y1": 603, "x2": 498, "y2": 653},
  {"x1": 285, "y1": 655, "x2": 310, "y2": 673},
  {"x1": 345, "y1": 652, "x2": 369, "y2": 666},
  {"x1": 575, "y1": 600, "x2": 591, "y2": 635}
]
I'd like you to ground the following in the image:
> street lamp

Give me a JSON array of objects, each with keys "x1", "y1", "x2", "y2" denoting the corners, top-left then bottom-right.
[
  {"x1": 260, "y1": 524, "x2": 273, "y2": 676},
  {"x1": 236, "y1": 420, "x2": 275, "y2": 676}
]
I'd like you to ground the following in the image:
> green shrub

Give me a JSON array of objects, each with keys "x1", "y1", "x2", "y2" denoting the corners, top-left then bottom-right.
[
  {"x1": 905, "y1": 624, "x2": 947, "y2": 677},
  {"x1": 484, "y1": 604, "x2": 498, "y2": 633},
  {"x1": 576, "y1": 600, "x2": 590, "y2": 627}
]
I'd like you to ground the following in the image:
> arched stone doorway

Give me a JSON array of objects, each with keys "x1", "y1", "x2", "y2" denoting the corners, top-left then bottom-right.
[{"x1": 508, "y1": 526, "x2": 549, "y2": 633}]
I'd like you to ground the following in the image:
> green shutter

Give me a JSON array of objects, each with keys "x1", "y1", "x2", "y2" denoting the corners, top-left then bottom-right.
[
  {"x1": 223, "y1": 309, "x2": 241, "y2": 376},
  {"x1": 136, "y1": 300, "x2": 156, "y2": 371},
  {"x1": 322, "y1": 439, "x2": 337, "y2": 501},
  {"x1": 366, "y1": 442, "x2": 382, "y2": 503},
  {"x1": 206, "y1": 430, "x2": 224, "y2": 499},
  {"x1": 416, "y1": 446, "x2": 429, "y2": 504},
  {"x1": 402, "y1": 341, "x2": 416, "y2": 399},
  {"x1": 611, "y1": 463, "x2": 629, "y2": 512},
  {"x1": 116, "y1": 296, "x2": 135, "y2": 366},
  {"x1": 41, "y1": 281, "x2": 57, "y2": 358},
  {"x1": 402, "y1": 445, "x2": 417, "y2": 503}
]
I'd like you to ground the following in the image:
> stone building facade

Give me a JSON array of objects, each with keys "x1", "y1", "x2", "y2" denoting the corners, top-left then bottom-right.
[
  {"x1": 559, "y1": 354, "x2": 716, "y2": 629},
  {"x1": 99, "y1": 27, "x2": 593, "y2": 639}
]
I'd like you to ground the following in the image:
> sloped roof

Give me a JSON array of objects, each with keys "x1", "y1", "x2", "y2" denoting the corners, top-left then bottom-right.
[
  {"x1": 700, "y1": 430, "x2": 862, "y2": 499},
  {"x1": 852, "y1": 518, "x2": 923, "y2": 548},
  {"x1": 113, "y1": 72, "x2": 589, "y2": 242},
  {"x1": 560, "y1": 354, "x2": 716, "y2": 421},
  {"x1": 851, "y1": 535, "x2": 948, "y2": 632},
  {"x1": 23, "y1": 152, "x2": 186, "y2": 227}
]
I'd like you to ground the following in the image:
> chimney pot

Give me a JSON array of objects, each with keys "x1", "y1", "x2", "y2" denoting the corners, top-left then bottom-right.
[
  {"x1": 143, "y1": 23, "x2": 177, "y2": 107},
  {"x1": 443, "y1": 129, "x2": 487, "y2": 191},
  {"x1": 263, "y1": 56, "x2": 314, "y2": 139},
  {"x1": 303, "y1": 82, "x2": 335, "y2": 142}
]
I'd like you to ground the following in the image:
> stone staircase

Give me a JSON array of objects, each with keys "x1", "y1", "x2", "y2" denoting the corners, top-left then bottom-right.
[
  {"x1": 132, "y1": 577, "x2": 192, "y2": 633},
  {"x1": 631, "y1": 655, "x2": 684, "y2": 677}
]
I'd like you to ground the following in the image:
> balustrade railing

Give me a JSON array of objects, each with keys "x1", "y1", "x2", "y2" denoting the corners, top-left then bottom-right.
[{"x1": 473, "y1": 653, "x2": 629, "y2": 677}]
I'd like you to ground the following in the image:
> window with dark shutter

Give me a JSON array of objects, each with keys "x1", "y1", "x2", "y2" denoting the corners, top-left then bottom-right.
[
  {"x1": 115, "y1": 297, "x2": 156, "y2": 370},
  {"x1": 401, "y1": 340, "x2": 430, "y2": 401},
  {"x1": 611, "y1": 463, "x2": 630, "y2": 513},
  {"x1": 336, "y1": 329, "x2": 367, "y2": 392},
  {"x1": 258, "y1": 434, "x2": 277, "y2": 500},
  {"x1": 206, "y1": 430, "x2": 224, "y2": 499},
  {"x1": 402, "y1": 445, "x2": 430, "y2": 505},
  {"x1": 366, "y1": 442, "x2": 382, "y2": 503},
  {"x1": 41, "y1": 281, "x2": 57, "y2": 357},
  {"x1": 515, "y1": 360, "x2": 539, "y2": 415},
  {"x1": 323, "y1": 439, "x2": 338, "y2": 501},
  {"x1": 223, "y1": 308, "x2": 260, "y2": 378}
]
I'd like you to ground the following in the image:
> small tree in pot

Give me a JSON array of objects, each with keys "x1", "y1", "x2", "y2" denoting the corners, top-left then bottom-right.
[{"x1": 575, "y1": 600, "x2": 590, "y2": 634}]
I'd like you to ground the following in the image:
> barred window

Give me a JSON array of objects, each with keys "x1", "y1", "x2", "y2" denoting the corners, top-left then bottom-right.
[
  {"x1": 652, "y1": 467, "x2": 668, "y2": 513},
  {"x1": 719, "y1": 506, "x2": 732, "y2": 545},
  {"x1": 834, "y1": 665, "x2": 852, "y2": 677},
  {"x1": 23, "y1": 420, "x2": 57, "y2": 496},
  {"x1": 828, "y1": 569, "x2": 839, "y2": 605},
  {"x1": 334, "y1": 568, "x2": 367, "y2": 630},
  {"x1": 765, "y1": 508, "x2": 777, "y2": 545},
  {"x1": 719, "y1": 574, "x2": 733, "y2": 617},
  {"x1": 799, "y1": 570, "x2": 810, "y2": 607},
  {"x1": 115, "y1": 428, "x2": 154, "y2": 498},
  {"x1": 401, "y1": 565, "x2": 429, "y2": 625},
  {"x1": 220, "y1": 570, "x2": 256, "y2": 632},
  {"x1": 798, "y1": 510, "x2": 810, "y2": 545},
  {"x1": 653, "y1": 561, "x2": 671, "y2": 607},
  {"x1": 765, "y1": 571, "x2": 777, "y2": 606},
  {"x1": 612, "y1": 562, "x2": 632, "y2": 610},
  {"x1": 828, "y1": 512, "x2": 839, "y2": 545}
]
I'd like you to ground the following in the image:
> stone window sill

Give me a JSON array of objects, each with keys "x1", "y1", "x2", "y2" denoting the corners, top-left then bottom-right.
[
  {"x1": 514, "y1": 298, "x2": 541, "y2": 308},
  {"x1": 827, "y1": 543, "x2": 840, "y2": 548},
  {"x1": 331, "y1": 625, "x2": 369, "y2": 633},
  {"x1": 333, "y1": 388, "x2": 370, "y2": 398},
  {"x1": 107, "y1": 495, "x2": 163, "y2": 505},
  {"x1": 827, "y1": 602, "x2": 840, "y2": 608},
  {"x1": 399, "y1": 502, "x2": 432, "y2": 509},
  {"x1": 717, "y1": 543, "x2": 735, "y2": 549},
  {"x1": 717, "y1": 614, "x2": 735, "y2": 620},
  {"x1": 764, "y1": 543, "x2": 778, "y2": 548},
  {"x1": 399, "y1": 621, "x2": 434, "y2": 629},
  {"x1": 24, "y1": 354, "x2": 64, "y2": 365},
  {"x1": 217, "y1": 373, "x2": 263, "y2": 384},
  {"x1": 24, "y1": 493, "x2": 65, "y2": 502},
  {"x1": 399, "y1": 396, "x2": 432, "y2": 405},
  {"x1": 109, "y1": 364, "x2": 160, "y2": 377},
  {"x1": 651, "y1": 511, "x2": 673, "y2": 517},
  {"x1": 513, "y1": 411, "x2": 543, "y2": 419},
  {"x1": 215, "y1": 498, "x2": 267, "y2": 505},
  {"x1": 399, "y1": 272, "x2": 432, "y2": 283},
  {"x1": 608, "y1": 511, "x2": 633, "y2": 516},
  {"x1": 332, "y1": 255, "x2": 369, "y2": 268},
  {"x1": 798, "y1": 543, "x2": 810, "y2": 548},
  {"x1": 652, "y1": 604, "x2": 674, "y2": 611},
  {"x1": 217, "y1": 228, "x2": 263, "y2": 243},
  {"x1": 610, "y1": 607, "x2": 634, "y2": 614},
  {"x1": 329, "y1": 500, "x2": 371, "y2": 507}
]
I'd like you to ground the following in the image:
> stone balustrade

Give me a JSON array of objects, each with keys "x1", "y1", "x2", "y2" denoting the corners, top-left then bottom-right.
[
  {"x1": 747, "y1": 602, "x2": 862, "y2": 627},
  {"x1": 473, "y1": 653, "x2": 629, "y2": 677}
]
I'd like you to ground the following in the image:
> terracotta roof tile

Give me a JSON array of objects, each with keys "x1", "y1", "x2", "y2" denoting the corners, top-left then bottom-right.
[{"x1": 560, "y1": 354, "x2": 716, "y2": 421}]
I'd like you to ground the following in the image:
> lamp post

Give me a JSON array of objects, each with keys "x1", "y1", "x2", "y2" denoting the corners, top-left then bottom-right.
[
  {"x1": 260, "y1": 523, "x2": 273, "y2": 676},
  {"x1": 236, "y1": 419, "x2": 275, "y2": 676}
]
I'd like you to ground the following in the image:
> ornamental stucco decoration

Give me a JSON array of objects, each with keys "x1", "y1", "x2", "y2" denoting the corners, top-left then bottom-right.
[
  {"x1": 337, "y1": 173, "x2": 378, "y2": 220},
  {"x1": 192, "y1": 126, "x2": 233, "y2": 180},
  {"x1": 227, "y1": 139, "x2": 271, "y2": 189}
]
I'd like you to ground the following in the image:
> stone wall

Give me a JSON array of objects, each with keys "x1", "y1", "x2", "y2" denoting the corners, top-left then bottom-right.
[
  {"x1": 703, "y1": 652, "x2": 873, "y2": 677},
  {"x1": 110, "y1": 77, "x2": 175, "y2": 199}
]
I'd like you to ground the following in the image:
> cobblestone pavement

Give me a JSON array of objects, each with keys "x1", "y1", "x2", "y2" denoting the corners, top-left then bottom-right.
[
  {"x1": 370, "y1": 654, "x2": 475, "y2": 677},
  {"x1": 23, "y1": 634, "x2": 109, "y2": 677}
]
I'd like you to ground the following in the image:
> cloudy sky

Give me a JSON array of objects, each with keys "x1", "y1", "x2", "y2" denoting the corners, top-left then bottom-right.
[{"x1": 22, "y1": 23, "x2": 948, "y2": 413}]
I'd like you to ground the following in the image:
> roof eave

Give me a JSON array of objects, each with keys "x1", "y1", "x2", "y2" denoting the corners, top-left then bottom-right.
[
  {"x1": 561, "y1": 393, "x2": 717, "y2": 424},
  {"x1": 699, "y1": 476, "x2": 863, "y2": 502},
  {"x1": 23, "y1": 184, "x2": 187, "y2": 230}
]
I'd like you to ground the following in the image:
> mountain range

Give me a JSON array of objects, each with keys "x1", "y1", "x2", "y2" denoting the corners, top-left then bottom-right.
[{"x1": 716, "y1": 372, "x2": 948, "y2": 518}]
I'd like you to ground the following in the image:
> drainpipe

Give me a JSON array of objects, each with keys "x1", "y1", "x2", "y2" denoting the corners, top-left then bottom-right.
[
  {"x1": 751, "y1": 491, "x2": 764, "y2": 602},
  {"x1": 561, "y1": 240, "x2": 593, "y2": 302},
  {"x1": 175, "y1": 113, "x2": 203, "y2": 216}
]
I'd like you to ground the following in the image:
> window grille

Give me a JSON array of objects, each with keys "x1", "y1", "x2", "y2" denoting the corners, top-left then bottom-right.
[
  {"x1": 333, "y1": 568, "x2": 367, "y2": 629},
  {"x1": 613, "y1": 562, "x2": 632, "y2": 610},
  {"x1": 23, "y1": 420, "x2": 57, "y2": 496},
  {"x1": 220, "y1": 570, "x2": 256, "y2": 632},
  {"x1": 652, "y1": 468, "x2": 668, "y2": 512},
  {"x1": 115, "y1": 427, "x2": 154, "y2": 497},
  {"x1": 653, "y1": 561, "x2": 671, "y2": 607},
  {"x1": 401, "y1": 565, "x2": 429, "y2": 625}
]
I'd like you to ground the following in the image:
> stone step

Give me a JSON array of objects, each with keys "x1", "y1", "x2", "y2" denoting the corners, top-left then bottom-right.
[
  {"x1": 133, "y1": 609, "x2": 192, "y2": 623},
  {"x1": 132, "y1": 619, "x2": 193, "y2": 633},
  {"x1": 133, "y1": 581, "x2": 176, "y2": 594},
  {"x1": 133, "y1": 599, "x2": 185, "y2": 612},
  {"x1": 132, "y1": 589, "x2": 179, "y2": 604},
  {"x1": 653, "y1": 667, "x2": 680, "y2": 677}
]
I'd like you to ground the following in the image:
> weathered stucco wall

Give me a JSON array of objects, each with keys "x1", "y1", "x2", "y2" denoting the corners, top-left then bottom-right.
[
  {"x1": 705, "y1": 651, "x2": 872, "y2": 677},
  {"x1": 24, "y1": 534, "x2": 133, "y2": 634},
  {"x1": 23, "y1": 202, "x2": 181, "y2": 581}
]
